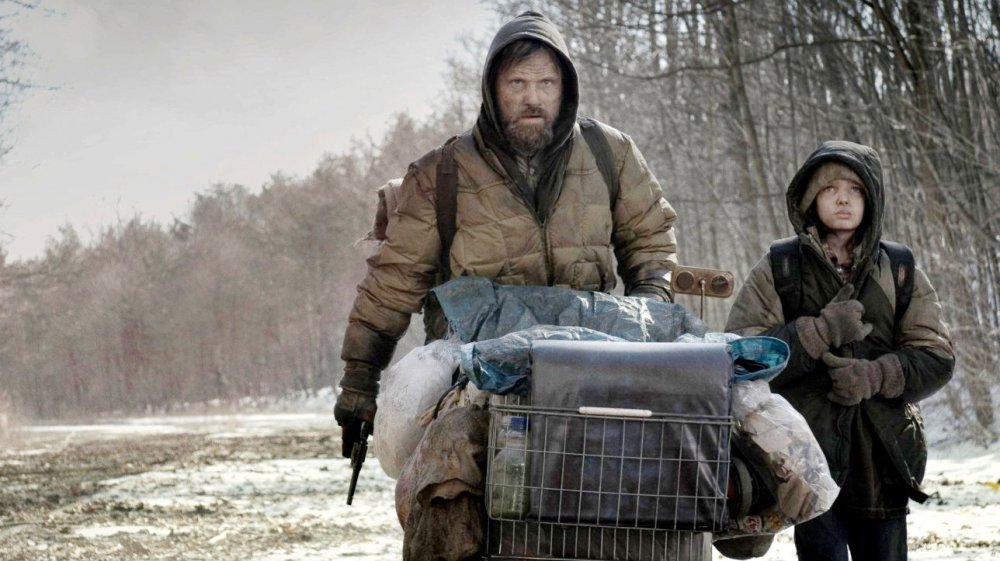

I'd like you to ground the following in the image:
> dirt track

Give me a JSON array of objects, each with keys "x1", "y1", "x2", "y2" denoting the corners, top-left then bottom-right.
[
  {"x1": 0, "y1": 415, "x2": 401, "y2": 561},
  {"x1": 3, "y1": 413, "x2": 999, "y2": 561}
]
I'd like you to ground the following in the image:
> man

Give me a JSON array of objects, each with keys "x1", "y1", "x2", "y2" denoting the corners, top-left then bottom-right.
[{"x1": 335, "y1": 11, "x2": 679, "y2": 458}]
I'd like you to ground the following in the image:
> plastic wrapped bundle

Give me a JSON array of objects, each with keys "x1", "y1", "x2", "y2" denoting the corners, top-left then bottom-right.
[
  {"x1": 727, "y1": 379, "x2": 839, "y2": 534},
  {"x1": 373, "y1": 340, "x2": 461, "y2": 479}
]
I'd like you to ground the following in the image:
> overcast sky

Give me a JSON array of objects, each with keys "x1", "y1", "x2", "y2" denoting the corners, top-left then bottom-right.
[{"x1": 0, "y1": 0, "x2": 495, "y2": 261}]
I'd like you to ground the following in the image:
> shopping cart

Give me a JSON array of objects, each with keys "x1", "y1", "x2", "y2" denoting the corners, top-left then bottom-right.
[{"x1": 483, "y1": 340, "x2": 734, "y2": 561}]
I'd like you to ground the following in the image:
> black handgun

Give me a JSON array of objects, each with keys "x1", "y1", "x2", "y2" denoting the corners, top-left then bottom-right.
[{"x1": 346, "y1": 421, "x2": 371, "y2": 505}]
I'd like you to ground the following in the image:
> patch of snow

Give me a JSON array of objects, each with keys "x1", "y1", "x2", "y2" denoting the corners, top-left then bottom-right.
[
  {"x1": 12, "y1": 410, "x2": 998, "y2": 560},
  {"x1": 752, "y1": 437, "x2": 1000, "y2": 560},
  {"x1": 15, "y1": 413, "x2": 333, "y2": 443},
  {"x1": 74, "y1": 525, "x2": 173, "y2": 539}
]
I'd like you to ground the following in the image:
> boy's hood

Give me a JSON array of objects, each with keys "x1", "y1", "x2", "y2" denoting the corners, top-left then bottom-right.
[{"x1": 786, "y1": 140, "x2": 885, "y2": 268}]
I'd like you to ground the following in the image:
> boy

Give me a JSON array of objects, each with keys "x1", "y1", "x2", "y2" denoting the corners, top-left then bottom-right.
[{"x1": 726, "y1": 141, "x2": 954, "y2": 560}]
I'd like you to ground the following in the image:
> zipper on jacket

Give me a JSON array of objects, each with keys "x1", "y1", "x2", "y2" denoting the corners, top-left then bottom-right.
[
  {"x1": 496, "y1": 156, "x2": 554, "y2": 286},
  {"x1": 541, "y1": 219, "x2": 554, "y2": 286}
]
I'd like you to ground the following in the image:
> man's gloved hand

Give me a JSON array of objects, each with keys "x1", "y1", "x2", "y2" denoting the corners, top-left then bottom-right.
[
  {"x1": 629, "y1": 286, "x2": 671, "y2": 302},
  {"x1": 794, "y1": 283, "x2": 873, "y2": 359},
  {"x1": 822, "y1": 352, "x2": 905, "y2": 406},
  {"x1": 334, "y1": 366, "x2": 379, "y2": 458}
]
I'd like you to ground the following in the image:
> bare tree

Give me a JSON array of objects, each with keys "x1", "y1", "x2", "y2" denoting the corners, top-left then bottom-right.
[
  {"x1": 492, "y1": 0, "x2": 998, "y2": 439},
  {"x1": 0, "y1": 0, "x2": 37, "y2": 161}
]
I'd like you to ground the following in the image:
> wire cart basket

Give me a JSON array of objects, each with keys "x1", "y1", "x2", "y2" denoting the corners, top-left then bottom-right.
[{"x1": 483, "y1": 341, "x2": 733, "y2": 561}]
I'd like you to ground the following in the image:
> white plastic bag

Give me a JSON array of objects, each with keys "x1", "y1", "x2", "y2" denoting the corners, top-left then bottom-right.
[{"x1": 373, "y1": 340, "x2": 461, "y2": 479}]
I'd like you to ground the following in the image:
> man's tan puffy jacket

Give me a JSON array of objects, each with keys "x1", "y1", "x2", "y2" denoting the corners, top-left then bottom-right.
[{"x1": 348, "y1": 120, "x2": 678, "y2": 343}]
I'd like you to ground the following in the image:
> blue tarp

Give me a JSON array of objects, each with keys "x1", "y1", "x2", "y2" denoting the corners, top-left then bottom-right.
[
  {"x1": 431, "y1": 277, "x2": 706, "y2": 343},
  {"x1": 460, "y1": 326, "x2": 625, "y2": 394},
  {"x1": 430, "y1": 277, "x2": 788, "y2": 394}
]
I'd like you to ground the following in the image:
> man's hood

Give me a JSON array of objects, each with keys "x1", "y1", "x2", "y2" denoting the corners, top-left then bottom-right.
[
  {"x1": 786, "y1": 140, "x2": 885, "y2": 268},
  {"x1": 476, "y1": 11, "x2": 580, "y2": 156}
]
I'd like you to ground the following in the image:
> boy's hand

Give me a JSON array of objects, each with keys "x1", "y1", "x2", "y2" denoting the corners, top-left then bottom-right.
[
  {"x1": 822, "y1": 352, "x2": 904, "y2": 406},
  {"x1": 795, "y1": 284, "x2": 873, "y2": 358}
]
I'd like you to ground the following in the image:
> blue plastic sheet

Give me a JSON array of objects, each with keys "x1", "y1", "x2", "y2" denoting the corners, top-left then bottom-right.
[
  {"x1": 431, "y1": 277, "x2": 788, "y2": 395},
  {"x1": 676, "y1": 332, "x2": 790, "y2": 382},
  {"x1": 729, "y1": 336, "x2": 789, "y2": 382},
  {"x1": 460, "y1": 326, "x2": 625, "y2": 395},
  {"x1": 431, "y1": 277, "x2": 706, "y2": 344},
  {"x1": 432, "y1": 277, "x2": 707, "y2": 395}
]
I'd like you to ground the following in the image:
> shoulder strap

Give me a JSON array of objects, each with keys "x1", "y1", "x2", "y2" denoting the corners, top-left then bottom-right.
[
  {"x1": 579, "y1": 117, "x2": 620, "y2": 210},
  {"x1": 769, "y1": 236, "x2": 802, "y2": 321},
  {"x1": 435, "y1": 141, "x2": 458, "y2": 281},
  {"x1": 880, "y1": 240, "x2": 915, "y2": 326}
]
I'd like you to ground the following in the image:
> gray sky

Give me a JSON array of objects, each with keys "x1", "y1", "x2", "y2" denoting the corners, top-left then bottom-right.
[{"x1": 0, "y1": 0, "x2": 494, "y2": 261}]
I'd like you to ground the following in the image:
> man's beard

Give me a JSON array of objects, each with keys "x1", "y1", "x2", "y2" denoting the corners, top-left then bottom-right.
[{"x1": 503, "y1": 108, "x2": 555, "y2": 155}]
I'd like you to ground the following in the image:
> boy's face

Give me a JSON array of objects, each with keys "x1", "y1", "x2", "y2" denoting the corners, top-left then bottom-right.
[{"x1": 815, "y1": 178, "x2": 866, "y2": 234}]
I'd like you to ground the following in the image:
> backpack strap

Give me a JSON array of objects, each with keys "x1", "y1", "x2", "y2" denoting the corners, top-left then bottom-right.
[
  {"x1": 769, "y1": 236, "x2": 802, "y2": 321},
  {"x1": 579, "y1": 117, "x2": 620, "y2": 210},
  {"x1": 770, "y1": 236, "x2": 916, "y2": 327},
  {"x1": 880, "y1": 240, "x2": 915, "y2": 326},
  {"x1": 435, "y1": 141, "x2": 458, "y2": 281}
]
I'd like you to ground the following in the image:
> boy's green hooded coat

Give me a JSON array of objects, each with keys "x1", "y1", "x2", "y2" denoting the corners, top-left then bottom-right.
[{"x1": 726, "y1": 141, "x2": 954, "y2": 517}]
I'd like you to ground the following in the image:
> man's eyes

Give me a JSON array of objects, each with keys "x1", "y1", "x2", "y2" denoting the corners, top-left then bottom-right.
[{"x1": 506, "y1": 79, "x2": 557, "y2": 88}]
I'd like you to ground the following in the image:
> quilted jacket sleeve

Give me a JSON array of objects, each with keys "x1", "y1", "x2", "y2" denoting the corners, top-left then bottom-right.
[
  {"x1": 345, "y1": 154, "x2": 442, "y2": 350},
  {"x1": 890, "y1": 267, "x2": 955, "y2": 403},
  {"x1": 610, "y1": 131, "x2": 678, "y2": 298}
]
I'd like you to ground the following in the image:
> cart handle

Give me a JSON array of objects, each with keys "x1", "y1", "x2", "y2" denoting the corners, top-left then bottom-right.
[{"x1": 578, "y1": 406, "x2": 653, "y2": 418}]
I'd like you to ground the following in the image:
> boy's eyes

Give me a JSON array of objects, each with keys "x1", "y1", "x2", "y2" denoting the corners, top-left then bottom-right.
[{"x1": 821, "y1": 184, "x2": 864, "y2": 195}]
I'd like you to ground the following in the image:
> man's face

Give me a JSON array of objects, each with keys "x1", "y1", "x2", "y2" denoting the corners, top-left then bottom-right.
[
  {"x1": 815, "y1": 178, "x2": 866, "y2": 235},
  {"x1": 496, "y1": 48, "x2": 563, "y2": 155}
]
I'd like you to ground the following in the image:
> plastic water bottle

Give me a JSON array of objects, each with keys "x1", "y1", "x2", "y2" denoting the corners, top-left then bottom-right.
[{"x1": 490, "y1": 415, "x2": 529, "y2": 519}]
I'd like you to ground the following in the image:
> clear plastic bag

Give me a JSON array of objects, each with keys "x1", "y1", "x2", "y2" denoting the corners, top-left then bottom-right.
[{"x1": 727, "y1": 379, "x2": 839, "y2": 535}]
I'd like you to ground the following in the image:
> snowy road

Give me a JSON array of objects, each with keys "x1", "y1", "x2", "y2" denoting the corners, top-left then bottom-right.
[{"x1": 2, "y1": 412, "x2": 998, "y2": 560}]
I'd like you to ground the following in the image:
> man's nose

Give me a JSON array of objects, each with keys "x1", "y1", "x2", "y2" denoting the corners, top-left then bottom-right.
[{"x1": 524, "y1": 84, "x2": 540, "y2": 104}]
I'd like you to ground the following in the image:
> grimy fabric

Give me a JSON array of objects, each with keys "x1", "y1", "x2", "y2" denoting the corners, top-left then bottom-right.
[{"x1": 726, "y1": 140, "x2": 954, "y2": 518}]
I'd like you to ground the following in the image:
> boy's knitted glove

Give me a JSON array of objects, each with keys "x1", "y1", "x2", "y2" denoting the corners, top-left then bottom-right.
[
  {"x1": 794, "y1": 284, "x2": 873, "y2": 359},
  {"x1": 822, "y1": 352, "x2": 905, "y2": 406}
]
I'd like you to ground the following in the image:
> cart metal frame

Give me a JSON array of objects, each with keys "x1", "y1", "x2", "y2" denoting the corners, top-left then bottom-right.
[{"x1": 484, "y1": 395, "x2": 731, "y2": 561}]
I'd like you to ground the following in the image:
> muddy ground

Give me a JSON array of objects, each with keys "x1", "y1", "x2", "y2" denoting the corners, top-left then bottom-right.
[
  {"x1": 0, "y1": 415, "x2": 400, "y2": 561},
  {"x1": 2, "y1": 413, "x2": 998, "y2": 561}
]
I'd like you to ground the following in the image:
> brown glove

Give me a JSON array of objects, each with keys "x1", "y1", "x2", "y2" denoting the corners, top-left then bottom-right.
[
  {"x1": 626, "y1": 264, "x2": 674, "y2": 302},
  {"x1": 335, "y1": 321, "x2": 397, "y2": 458},
  {"x1": 822, "y1": 352, "x2": 905, "y2": 406},
  {"x1": 334, "y1": 365, "x2": 379, "y2": 458},
  {"x1": 629, "y1": 286, "x2": 671, "y2": 302},
  {"x1": 795, "y1": 284, "x2": 873, "y2": 359}
]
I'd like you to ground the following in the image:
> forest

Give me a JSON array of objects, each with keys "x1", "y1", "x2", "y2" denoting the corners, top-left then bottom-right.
[{"x1": 1, "y1": 0, "x2": 997, "y2": 441}]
